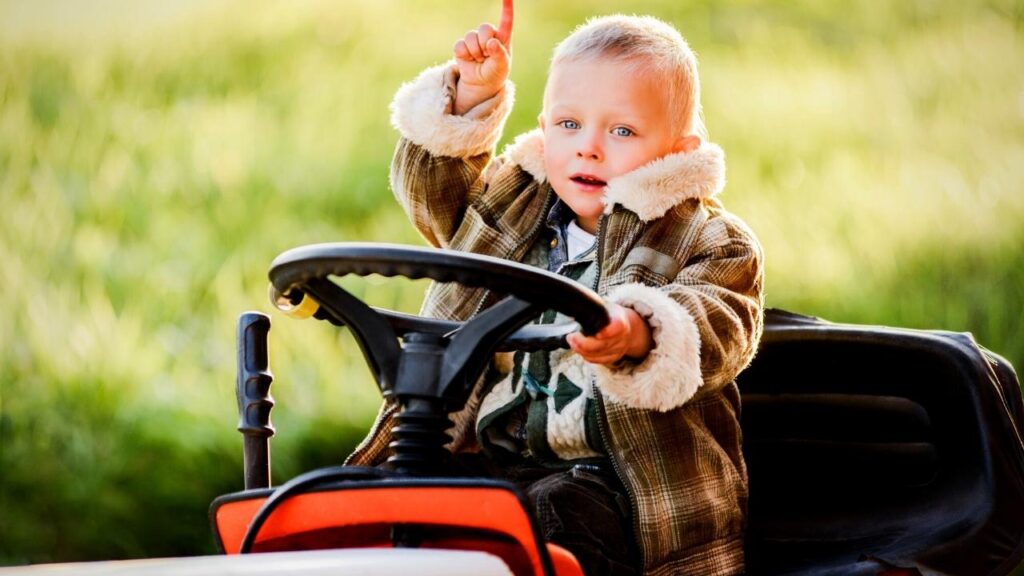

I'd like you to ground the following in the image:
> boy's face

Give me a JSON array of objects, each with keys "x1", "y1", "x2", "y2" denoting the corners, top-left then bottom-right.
[{"x1": 540, "y1": 57, "x2": 690, "y2": 234}]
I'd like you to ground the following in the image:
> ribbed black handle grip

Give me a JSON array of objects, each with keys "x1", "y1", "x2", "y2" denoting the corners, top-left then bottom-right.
[{"x1": 236, "y1": 311, "x2": 274, "y2": 490}]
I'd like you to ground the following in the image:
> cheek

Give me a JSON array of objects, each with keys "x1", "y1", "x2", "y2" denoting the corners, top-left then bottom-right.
[
  {"x1": 543, "y1": 143, "x2": 564, "y2": 173},
  {"x1": 615, "y1": 142, "x2": 662, "y2": 173}
]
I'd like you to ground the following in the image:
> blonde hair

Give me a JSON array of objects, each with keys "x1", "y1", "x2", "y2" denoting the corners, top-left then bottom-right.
[{"x1": 550, "y1": 14, "x2": 706, "y2": 140}]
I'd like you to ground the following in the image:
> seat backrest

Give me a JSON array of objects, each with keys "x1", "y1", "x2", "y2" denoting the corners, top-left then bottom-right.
[{"x1": 737, "y1": 310, "x2": 1024, "y2": 575}]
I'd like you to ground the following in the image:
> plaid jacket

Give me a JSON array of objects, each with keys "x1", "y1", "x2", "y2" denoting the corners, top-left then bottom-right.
[{"x1": 348, "y1": 63, "x2": 765, "y2": 576}]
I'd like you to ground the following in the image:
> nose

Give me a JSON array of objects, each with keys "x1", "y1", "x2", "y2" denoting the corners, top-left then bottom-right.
[{"x1": 575, "y1": 130, "x2": 603, "y2": 161}]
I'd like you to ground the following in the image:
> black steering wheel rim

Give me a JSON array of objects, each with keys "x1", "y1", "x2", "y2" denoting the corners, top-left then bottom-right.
[{"x1": 268, "y1": 242, "x2": 609, "y2": 335}]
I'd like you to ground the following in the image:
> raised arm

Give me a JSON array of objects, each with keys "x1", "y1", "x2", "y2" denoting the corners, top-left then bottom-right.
[{"x1": 389, "y1": 0, "x2": 518, "y2": 247}]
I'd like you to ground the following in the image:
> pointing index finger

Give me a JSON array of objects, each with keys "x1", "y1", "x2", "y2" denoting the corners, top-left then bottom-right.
[{"x1": 497, "y1": 0, "x2": 514, "y2": 49}]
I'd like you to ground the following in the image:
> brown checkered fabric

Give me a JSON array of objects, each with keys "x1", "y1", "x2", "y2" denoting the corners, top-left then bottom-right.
[{"x1": 349, "y1": 128, "x2": 763, "y2": 574}]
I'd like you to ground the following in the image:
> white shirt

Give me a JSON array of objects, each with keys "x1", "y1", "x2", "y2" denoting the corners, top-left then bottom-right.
[{"x1": 566, "y1": 219, "x2": 596, "y2": 261}]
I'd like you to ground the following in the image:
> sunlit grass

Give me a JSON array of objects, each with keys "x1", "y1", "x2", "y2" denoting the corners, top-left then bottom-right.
[{"x1": 1, "y1": 0, "x2": 1021, "y2": 563}]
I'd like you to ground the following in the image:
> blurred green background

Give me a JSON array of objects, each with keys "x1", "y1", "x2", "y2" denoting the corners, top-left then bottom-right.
[{"x1": 1, "y1": 0, "x2": 1022, "y2": 565}]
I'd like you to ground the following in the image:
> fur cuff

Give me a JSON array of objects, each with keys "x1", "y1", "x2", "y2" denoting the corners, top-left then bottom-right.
[
  {"x1": 603, "y1": 143, "x2": 726, "y2": 221},
  {"x1": 594, "y1": 284, "x2": 702, "y2": 411},
  {"x1": 389, "y1": 61, "x2": 515, "y2": 158}
]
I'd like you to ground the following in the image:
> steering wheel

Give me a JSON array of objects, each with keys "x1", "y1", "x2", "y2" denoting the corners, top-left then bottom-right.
[{"x1": 268, "y1": 242, "x2": 609, "y2": 413}]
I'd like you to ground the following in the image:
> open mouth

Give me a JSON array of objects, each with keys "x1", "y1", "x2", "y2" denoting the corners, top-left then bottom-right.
[{"x1": 570, "y1": 174, "x2": 607, "y2": 187}]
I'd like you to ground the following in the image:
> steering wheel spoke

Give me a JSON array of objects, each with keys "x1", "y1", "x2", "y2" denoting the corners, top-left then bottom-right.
[
  {"x1": 439, "y1": 295, "x2": 546, "y2": 402},
  {"x1": 302, "y1": 278, "x2": 401, "y2": 395}
]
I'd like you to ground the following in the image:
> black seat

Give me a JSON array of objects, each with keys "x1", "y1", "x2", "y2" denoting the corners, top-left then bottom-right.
[{"x1": 738, "y1": 310, "x2": 1024, "y2": 575}]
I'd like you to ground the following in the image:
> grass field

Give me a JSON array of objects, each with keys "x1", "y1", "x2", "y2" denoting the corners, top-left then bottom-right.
[{"x1": 1, "y1": 0, "x2": 1022, "y2": 564}]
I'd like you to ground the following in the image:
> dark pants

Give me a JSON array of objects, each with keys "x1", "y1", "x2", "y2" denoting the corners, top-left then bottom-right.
[{"x1": 454, "y1": 455, "x2": 639, "y2": 576}]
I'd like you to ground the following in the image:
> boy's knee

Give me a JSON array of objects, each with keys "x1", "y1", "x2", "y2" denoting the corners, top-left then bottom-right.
[
  {"x1": 525, "y1": 465, "x2": 630, "y2": 536},
  {"x1": 524, "y1": 465, "x2": 638, "y2": 576}
]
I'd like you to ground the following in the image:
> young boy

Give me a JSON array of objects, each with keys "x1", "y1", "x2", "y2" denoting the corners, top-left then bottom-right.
[{"x1": 348, "y1": 9, "x2": 764, "y2": 576}]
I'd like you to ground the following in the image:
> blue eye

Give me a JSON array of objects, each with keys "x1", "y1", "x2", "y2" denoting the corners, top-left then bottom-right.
[
  {"x1": 558, "y1": 120, "x2": 580, "y2": 130},
  {"x1": 612, "y1": 126, "x2": 634, "y2": 137}
]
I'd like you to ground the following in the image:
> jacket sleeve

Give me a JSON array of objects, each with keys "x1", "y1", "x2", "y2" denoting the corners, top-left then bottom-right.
[
  {"x1": 595, "y1": 212, "x2": 765, "y2": 412},
  {"x1": 389, "y1": 62, "x2": 515, "y2": 248}
]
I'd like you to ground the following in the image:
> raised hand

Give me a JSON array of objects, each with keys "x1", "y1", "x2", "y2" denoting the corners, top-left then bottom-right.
[{"x1": 452, "y1": 0, "x2": 514, "y2": 115}]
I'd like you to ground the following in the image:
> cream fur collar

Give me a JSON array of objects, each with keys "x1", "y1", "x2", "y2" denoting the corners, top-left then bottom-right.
[{"x1": 503, "y1": 128, "x2": 727, "y2": 222}]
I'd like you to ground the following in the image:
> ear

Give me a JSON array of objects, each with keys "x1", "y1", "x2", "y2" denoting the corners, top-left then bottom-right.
[
  {"x1": 672, "y1": 134, "x2": 702, "y2": 154},
  {"x1": 538, "y1": 113, "x2": 546, "y2": 131}
]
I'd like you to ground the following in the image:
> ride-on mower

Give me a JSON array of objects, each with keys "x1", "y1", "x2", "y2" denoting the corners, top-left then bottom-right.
[{"x1": 207, "y1": 242, "x2": 1024, "y2": 576}]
